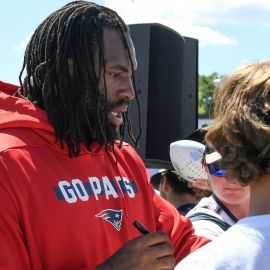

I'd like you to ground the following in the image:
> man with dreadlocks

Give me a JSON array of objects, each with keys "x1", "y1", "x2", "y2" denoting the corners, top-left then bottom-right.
[{"x1": 0, "y1": 1, "x2": 209, "y2": 269}]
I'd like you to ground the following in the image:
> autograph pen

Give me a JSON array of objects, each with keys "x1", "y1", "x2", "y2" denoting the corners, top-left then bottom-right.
[{"x1": 133, "y1": 220, "x2": 150, "y2": 235}]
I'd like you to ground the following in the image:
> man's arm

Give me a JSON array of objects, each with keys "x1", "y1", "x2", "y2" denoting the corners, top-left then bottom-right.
[
  {"x1": 151, "y1": 187, "x2": 211, "y2": 262},
  {"x1": 0, "y1": 160, "x2": 30, "y2": 269},
  {"x1": 126, "y1": 145, "x2": 211, "y2": 263}
]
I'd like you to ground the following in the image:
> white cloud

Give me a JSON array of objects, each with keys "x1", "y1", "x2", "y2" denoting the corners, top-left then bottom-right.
[
  {"x1": 13, "y1": 33, "x2": 33, "y2": 51},
  {"x1": 104, "y1": 0, "x2": 270, "y2": 47},
  {"x1": 13, "y1": 0, "x2": 270, "y2": 50},
  {"x1": 153, "y1": 21, "x2": 238, "y2": 47}
]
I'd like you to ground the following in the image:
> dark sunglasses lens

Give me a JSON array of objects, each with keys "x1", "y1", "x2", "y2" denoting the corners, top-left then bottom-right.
[{"x1": 208, "y1": 162, "x2": 225, "y2": 177}]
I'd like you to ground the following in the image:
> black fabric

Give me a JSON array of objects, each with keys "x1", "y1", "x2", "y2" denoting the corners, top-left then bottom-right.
[{"x1": 177, "y1": 203, "x2": 196, "y2": 216}]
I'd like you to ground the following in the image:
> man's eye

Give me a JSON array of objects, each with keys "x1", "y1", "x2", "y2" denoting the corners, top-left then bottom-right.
[{"x1": 108, "y1": 72, "x2": 121, "y2": 77}]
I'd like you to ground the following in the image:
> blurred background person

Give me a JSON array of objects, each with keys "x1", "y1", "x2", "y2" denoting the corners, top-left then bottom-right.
[
  {"x1": 185, "y1": 126, "x2": 209, "y2": 145},
  {"x1": 150, "y1": 168, "x2": 166, "y2": 192},
  {"x1": 158, "y1": 170, "x2": 198, "y2": 216},
  {"x1": 187, "y1": 180, "x2": 212, "y2": 201},
  {"x1": 170, "y1": 139, "x2": 212, "y2": 201},
  {"x1": 184, "y1": 127, "x2": 213, "y2": 200}
]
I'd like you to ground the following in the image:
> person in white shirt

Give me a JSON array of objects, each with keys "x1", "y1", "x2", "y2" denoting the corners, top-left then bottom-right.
[{"x1": 175, "y1": 60, "x2": 270, "y2": 270}]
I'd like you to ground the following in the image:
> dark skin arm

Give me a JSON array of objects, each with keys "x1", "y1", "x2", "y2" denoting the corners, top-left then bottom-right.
[{"x1": 96, "y1": 231, "x2": 176, "y2": 270}]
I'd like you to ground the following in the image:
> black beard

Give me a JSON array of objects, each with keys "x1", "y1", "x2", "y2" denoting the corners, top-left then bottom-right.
[
  {"x1": 106, "y1": 98, "x2": 128, "y2": 140},
  {"x1": 81, "y1": 100, "x2": 127, "y2": 146},
  {"x1": 110, "y1": 124, "x2": 120, "y2": 139}
]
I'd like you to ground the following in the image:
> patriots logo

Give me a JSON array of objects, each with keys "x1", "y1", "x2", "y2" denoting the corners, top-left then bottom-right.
[
  {"x1": 95, "y1": 209, "x2": 123, "y2": 231},
  {"x1": 190, "y1": 150, "x2": 202, "y2": 161}
]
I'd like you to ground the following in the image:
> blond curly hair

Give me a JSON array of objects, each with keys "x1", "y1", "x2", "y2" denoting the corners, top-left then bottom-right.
[{"x1": 206, "y1": 60, "x2": 270, "y2": 185}]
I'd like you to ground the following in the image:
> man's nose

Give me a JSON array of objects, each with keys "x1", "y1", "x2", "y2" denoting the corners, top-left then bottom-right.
[{"x1": 119, "y1": 76, "x2": 135, "y2": 101}]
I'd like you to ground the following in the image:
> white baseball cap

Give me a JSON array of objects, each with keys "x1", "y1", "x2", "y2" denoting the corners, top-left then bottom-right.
[{"x1": 169, "y1": 140, "x2": 208, "y2": 182}]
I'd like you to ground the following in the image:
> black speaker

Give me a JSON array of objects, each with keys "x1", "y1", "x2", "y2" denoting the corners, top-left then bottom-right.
[{"x1": 125, "y1": 23, "x2": 198, "y2": 168}]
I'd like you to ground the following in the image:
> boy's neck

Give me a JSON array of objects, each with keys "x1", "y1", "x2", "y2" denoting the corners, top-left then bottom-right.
[{"x1": 249, "y1": 174, "x2": 270, "y2": 216}]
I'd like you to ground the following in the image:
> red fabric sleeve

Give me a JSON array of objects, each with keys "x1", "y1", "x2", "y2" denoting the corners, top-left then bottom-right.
[
  {"x1": 151, "y1": 184, "x2": 211, "y2": 262},
  {"x1": 127, "y1": 146, "x2": 211, "y2": 263},
  {"x1": 0, "y1": 158, "x2": 30, "y2": 269}
]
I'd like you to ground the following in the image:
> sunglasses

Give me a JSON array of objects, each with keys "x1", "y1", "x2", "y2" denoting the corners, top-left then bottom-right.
[{"x1": 207, "y1": 161, "x2": 226, "y2": 177}]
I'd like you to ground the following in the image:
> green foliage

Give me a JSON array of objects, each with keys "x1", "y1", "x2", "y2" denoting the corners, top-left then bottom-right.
[{"x1": 198, "y1": 72, "x2": 222, "y2": 117}]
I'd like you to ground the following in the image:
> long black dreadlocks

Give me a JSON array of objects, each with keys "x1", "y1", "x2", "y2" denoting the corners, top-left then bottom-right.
[{"x1": 18, "y1": 0, "x2": 141, "y2": 158}]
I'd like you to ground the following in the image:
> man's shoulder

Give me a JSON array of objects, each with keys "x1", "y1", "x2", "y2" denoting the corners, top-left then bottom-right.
[
  {"x1": 0, "y1": 81, "x2": 19, "y2": 95},
  {"x1": 0, "y1": 128, "x2": 43, "y2": 153},
  {"x1": 114, "y1": 141, "x2": 138, "y2": 154},
  {"x1": 0, "y1": 131, "x2": 25, "y2": 152}
]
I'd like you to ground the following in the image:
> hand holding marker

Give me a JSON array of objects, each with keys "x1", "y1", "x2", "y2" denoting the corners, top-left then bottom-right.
[{"x1": 133, "y1": 220, "x2": 150, "y2": 235}]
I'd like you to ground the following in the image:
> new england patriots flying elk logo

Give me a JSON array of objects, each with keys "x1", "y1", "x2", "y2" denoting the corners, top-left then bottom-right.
[{"x1": 95, "y1": 209, "x2": 123, "y2": 231}]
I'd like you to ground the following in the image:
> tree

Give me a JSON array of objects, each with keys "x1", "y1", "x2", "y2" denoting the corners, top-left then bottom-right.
[{"x1": 198, "y1": 72, "x2": 222, "y2": 118}]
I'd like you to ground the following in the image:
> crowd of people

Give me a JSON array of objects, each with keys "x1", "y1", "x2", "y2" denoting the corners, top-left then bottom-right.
[{"x1": 1, "y1": 1, "x2": 270, "y2": 270}]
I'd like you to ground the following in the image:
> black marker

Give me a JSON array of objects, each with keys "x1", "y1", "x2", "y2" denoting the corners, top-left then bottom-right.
[{"x1": 133, "y1": 220, "x2": 150, "y2": 235}]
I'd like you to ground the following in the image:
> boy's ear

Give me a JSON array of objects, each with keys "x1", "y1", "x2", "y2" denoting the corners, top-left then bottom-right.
[{"x1": 162, "y1": 176, "x2": 170, "y2": 192}]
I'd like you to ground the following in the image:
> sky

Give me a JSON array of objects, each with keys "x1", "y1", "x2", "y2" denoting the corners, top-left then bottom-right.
[{"x1": 1, "y1": 0, "x2": 270, "y2": 84}]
